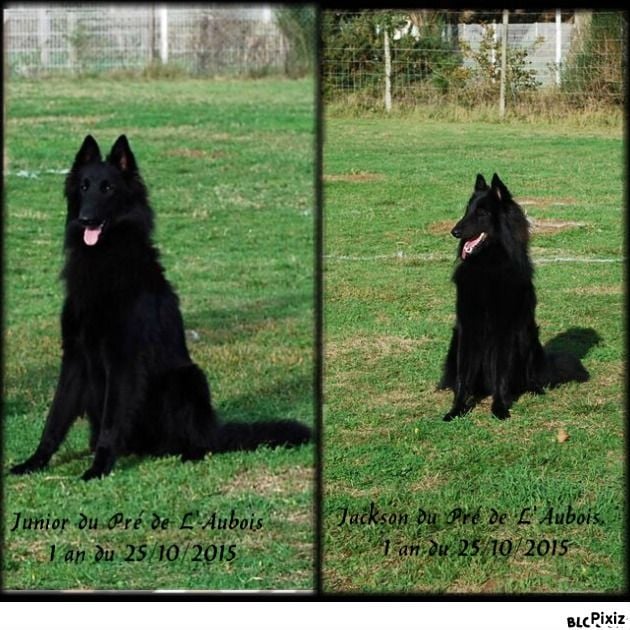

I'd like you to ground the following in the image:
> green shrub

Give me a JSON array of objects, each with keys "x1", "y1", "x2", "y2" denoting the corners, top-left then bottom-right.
[
  {"x1": 562, "y1": 12, "x2": 626, "y2": 104},
  {"x1": 323, "y1": 11, "x2": 461, "y2": 100}
]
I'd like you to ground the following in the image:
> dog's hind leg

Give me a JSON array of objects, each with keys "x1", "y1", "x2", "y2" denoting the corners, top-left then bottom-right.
[
  {"x1": 154, "y1": 363, "x2": 218, "y2": 463},
  {"x1": 11, "y1": 353, "x2": 86, "y2": 475}
]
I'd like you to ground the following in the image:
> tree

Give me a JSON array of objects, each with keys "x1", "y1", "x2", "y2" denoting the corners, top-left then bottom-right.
[{"x1": 275, "y1": 6, "x2": 315, "y2": 78}]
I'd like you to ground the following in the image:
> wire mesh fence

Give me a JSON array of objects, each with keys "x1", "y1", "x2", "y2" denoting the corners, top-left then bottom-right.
[
  {"x1": 322, "y1": 10, "x2": 626, "y2": 112},
  {"x1": 3, "y1": 4, "x2": 315, "y2": 78}
]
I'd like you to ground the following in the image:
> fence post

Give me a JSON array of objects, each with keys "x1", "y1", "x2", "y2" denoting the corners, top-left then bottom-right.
[
  {"x1": 384, "y1": 26, "x2": 392, "y2": 112},
  {"x1": 499, "y1": 9, "x2": 508, "y2": 118},
  {"x1": 555, "y1": 9, "x2": 562, "y2": 86},
  {"x1": 68, "y1": 10, "x2": 77, "y2": 72},
  {"x1": 4, "y1": 11, "x2": 9, "y2": 80},
  {"x1": 160, "y1": 6, "x2": 168, "y2": 64},
  {"x1": 38, "y1": 7, "x2": 50, "y2": 70},
  {"x1": 148, "y1": 5, "x2": 155, "y2": 63}
]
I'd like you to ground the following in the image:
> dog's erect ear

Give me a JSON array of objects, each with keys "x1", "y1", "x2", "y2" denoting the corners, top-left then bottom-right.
[
  {"x1": 73, "y1": 135, "x2": 102, "y2": 167},
  {"x1": 474, "y1": 173, "x2": 489, "y2": 191},
  {"x1": 108, "y1": 135, "x2": 137, "y2": 174},
  {"x1": 491, "y1": 173, "x2": 511, "y2": 201}
]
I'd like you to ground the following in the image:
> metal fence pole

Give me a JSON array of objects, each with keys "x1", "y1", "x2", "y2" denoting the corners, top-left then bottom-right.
[
  {"x1": 499, "y1": 9, "x2": 508, "y2": 118},
  {"x1": 555, "y1": 9, "x2": 562, "y2": 86},
  {"x1": 159, "y1": 6, "x2": 168, "y2": 64},
  {"x1": 68, "y1": 11, "x2": 77, "y2": 72},
  {"x1": 38, "y1": 7, "x2": 50, "y2": 69},
  {"x1": 148, "y1": 6, "x2": 155, "y2": 64},
  {"x1": 384, "y1": 27, "x2": 392, "y2": 112}
]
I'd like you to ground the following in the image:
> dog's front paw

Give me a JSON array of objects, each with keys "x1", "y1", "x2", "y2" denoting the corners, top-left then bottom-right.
[
  {"x1": 10, "y1": 456, "x2": 46, "y2": 475},
  {"x1": 491, "y1": 402, "x2": 511, "y2": 420},
  {"x1": 81, "y1": 466, "x2": 106, "y2": 482},
  {"x1": 82, "y1": 447, "x2": 115, "y2": 480},
  {"x1": 443, "y1": 403, "x2": 473, "y2": 421}
]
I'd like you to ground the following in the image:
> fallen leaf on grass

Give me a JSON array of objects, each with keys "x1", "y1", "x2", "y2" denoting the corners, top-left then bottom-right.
[{"x1": 556, "y1": 428, "x2": 570, "y2": 443}]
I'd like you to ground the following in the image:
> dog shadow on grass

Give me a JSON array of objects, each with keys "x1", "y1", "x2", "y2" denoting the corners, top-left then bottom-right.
[
  {"x1": 186, "y1": 291, "x2": 312, "y2": 347},
  {"x1": 543, "y1": 326, "x2": 601, "y2": 360}
]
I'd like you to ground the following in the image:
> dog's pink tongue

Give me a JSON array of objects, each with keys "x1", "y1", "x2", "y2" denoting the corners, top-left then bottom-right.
[
  {"x1": 462, "y1": 233, "x2": 484, "y2": 260},
  {"x1": 84, "y1": 226, "x2": 102, "y2": 246}
]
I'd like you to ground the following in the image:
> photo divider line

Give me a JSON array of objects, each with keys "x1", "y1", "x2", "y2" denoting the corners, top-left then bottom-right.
[{"x1": 314, "y1": 3, "x2": 324, "y2": 597}]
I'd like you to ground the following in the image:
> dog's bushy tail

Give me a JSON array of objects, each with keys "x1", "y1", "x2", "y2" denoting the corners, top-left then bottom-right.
[
  {"x1": 215, "y1": 420, "x2": 311, "y2": 453},
  {"x1": 159, "y1": 364, "x2": 311, "y2": 456},
  {"x1": 542, "y1": 351, "x2": 590, "y2": 388}
]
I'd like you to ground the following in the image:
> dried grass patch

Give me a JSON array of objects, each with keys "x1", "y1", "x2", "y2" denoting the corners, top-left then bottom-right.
[
  {"x1": 326, "y1": 334, "x2": 428, "y2": 363},
  {"x1": 519, "y1": 197, "x2": 579, "y2": 208},
  {"x1": 529, "y1": 218, "x2": 587, "y2": 234},
  {"x1": 426, "y1": 216, "x2": 587, "y2": 237},
  {"x1": 570, "y1": 285, "x2": 621, "y2": 296},
  {"x1": 224, "y1": 465, "x2": 312, "y2": 496}
]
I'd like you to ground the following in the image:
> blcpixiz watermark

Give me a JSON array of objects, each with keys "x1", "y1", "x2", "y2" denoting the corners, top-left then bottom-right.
[{"x1": 567, "y1": 612, "x2": 626, "y2": 628}]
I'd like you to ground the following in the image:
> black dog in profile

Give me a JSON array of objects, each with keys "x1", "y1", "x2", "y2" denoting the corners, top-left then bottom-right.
[
  {"x1": 439, "y1": 173, "x2": 589, "y2": 421},
  {"x1": 10, "y1": 135, "x2": 310, "y2": 480}
]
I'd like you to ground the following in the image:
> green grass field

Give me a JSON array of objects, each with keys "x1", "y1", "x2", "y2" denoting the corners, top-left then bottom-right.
[
  {"x1": 323, "y1": 115, "x2": 624, "y2": 593},
  {"x1": 3, "y1": 77, "x2": 315, "y2": 590}
]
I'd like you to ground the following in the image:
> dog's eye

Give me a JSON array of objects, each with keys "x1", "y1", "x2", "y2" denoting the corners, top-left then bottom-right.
[
  {"x1": 101, "y1": 182, "x2": 113, "y2": 193},
  {"x1": 80, "y1": 180, "x2": 89, "y2": 192}
]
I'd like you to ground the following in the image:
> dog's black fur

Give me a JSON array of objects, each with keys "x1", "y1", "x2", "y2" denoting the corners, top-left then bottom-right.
[
  {"x1": 439, "y1": 173, "x2": 589, "y2": 421},
  {"x1": 10, "y1": 135, "x2": 310, "y2": 480}
]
